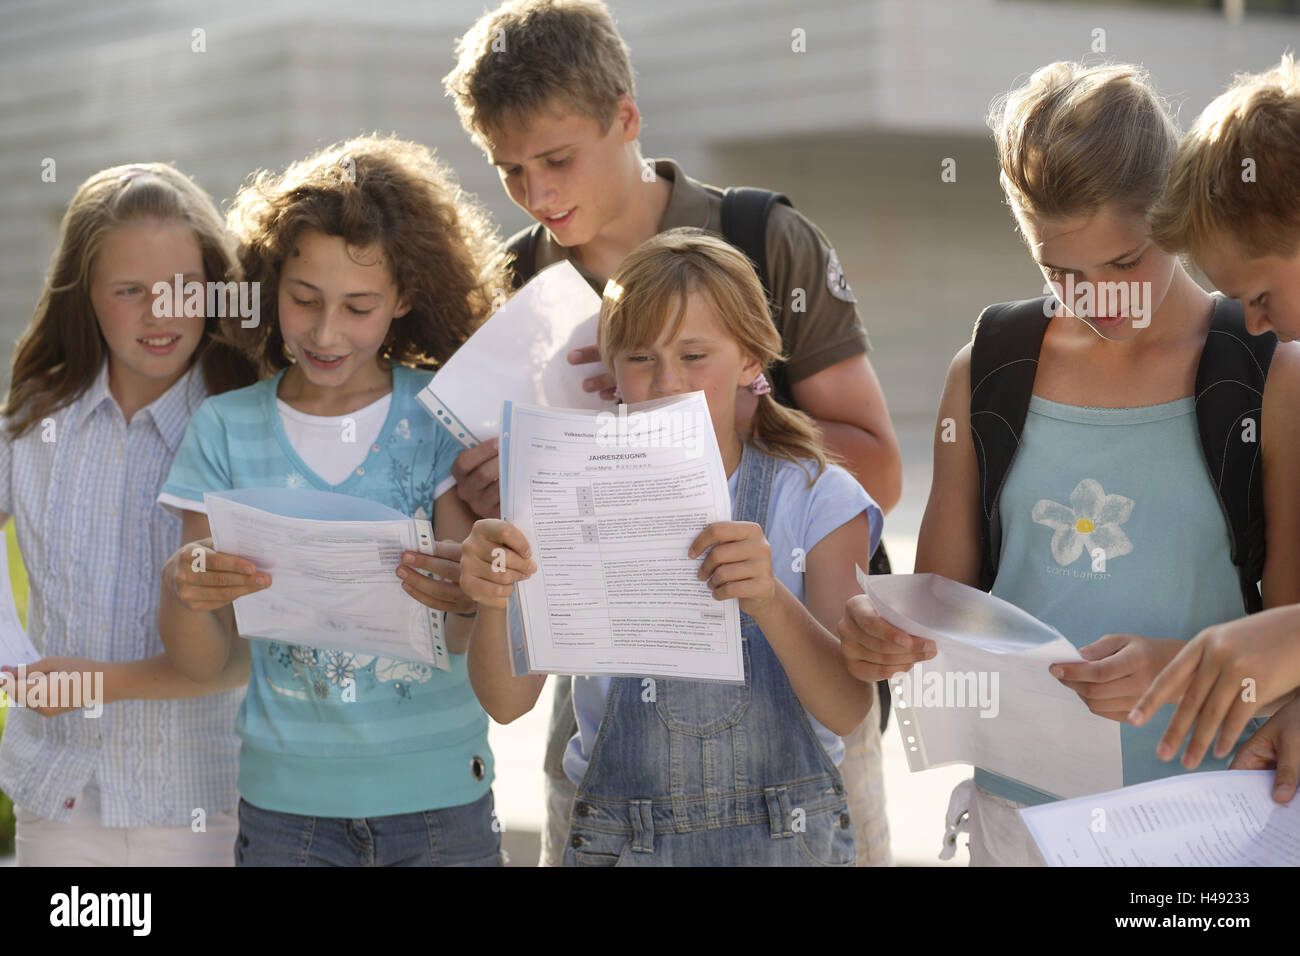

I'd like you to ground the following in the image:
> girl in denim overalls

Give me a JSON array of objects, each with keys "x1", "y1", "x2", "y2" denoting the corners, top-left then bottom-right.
[{"x1": 462, "y1": 228, "x2": 884, "y2": 865}]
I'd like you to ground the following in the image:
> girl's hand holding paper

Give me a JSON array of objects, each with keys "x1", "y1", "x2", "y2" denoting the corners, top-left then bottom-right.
[
  {"x1": 1230, "y1": 694, "x2": 1300, "y2": 803},
  {"x1": 397, "y1": 541, "x2": 476, "y2": 615},
  {"x1": 164, "y1": 537, "x2": 270, "y2": 613},
  {"x1": 836, "y1": 593, "x2": 936, "y2": 683},
  {"x1": 460, "y1": 519, "x2": 538, "y2": 609},
  {"x1": 1050, "y1": 633, "x2": 1184, "y2": 722},
  {"x1": 690, "y1": 520, "x2": 775, "y2": 616}
]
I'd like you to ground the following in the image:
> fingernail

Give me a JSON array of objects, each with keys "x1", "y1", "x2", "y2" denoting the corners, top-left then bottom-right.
[
  {"x1": 1156, "y1": 743, "x2": 1171, "y2": 761},
  {"x1": 1127, "y1": 708, "x2": 1142, "y2": 724},
  {"x1": 527, "y1": 561, "x2": 538, "y2": 573},
  {"x1": 567, "y1": 350, "x2": 583, "y2": 362},
  {"x1": 397, "y1": 567, "x2": 409, "y2": 579},
  {"x1": 1049, "y1": 665, "x2": 1063, "y2": 679},
  {"x1": 893, "y1": 634, "x2": 908, "y2": 647}
]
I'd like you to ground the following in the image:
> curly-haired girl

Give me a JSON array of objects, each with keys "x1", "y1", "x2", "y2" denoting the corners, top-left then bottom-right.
[{"x1": 156, "y1": 134, "x2": 512, "y2": 866}]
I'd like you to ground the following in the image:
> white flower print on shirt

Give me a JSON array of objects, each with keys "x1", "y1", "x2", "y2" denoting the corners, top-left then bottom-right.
[
  {"x1": 1032, "y1": 478, "x2": 1134, "y2": 567},
  {"x1": 284, "y1": 471, "x2": 306, "y2": 489}
]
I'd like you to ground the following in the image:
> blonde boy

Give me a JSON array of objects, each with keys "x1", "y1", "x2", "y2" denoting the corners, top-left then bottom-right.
[
  {"x1": 1151, "y1": 53, "x2": 1300, "y2": 340},
  {"x1": 1133, "y1": 55, "x2": 1300, "y2": 802},
  {"x1": 444, "y1": 0, "x2": 900, "y2": 866}
]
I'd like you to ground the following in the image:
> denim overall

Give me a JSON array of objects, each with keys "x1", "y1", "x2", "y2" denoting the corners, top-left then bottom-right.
[{"x1": 562, "y1": 441, "x2": 856, "y2": 866}]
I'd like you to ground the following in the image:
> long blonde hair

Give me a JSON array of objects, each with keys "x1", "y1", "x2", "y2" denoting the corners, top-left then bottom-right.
[
  {"x1": 599, "y1": 228, "x2": 833, "y2": 484},
  {"x1": 5, "y1": 163, "x2": 255, "y2": 439}
]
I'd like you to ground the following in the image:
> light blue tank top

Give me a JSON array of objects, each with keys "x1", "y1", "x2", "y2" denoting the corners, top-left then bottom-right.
[{"x1": 976, "y1": 395, "x2": 1262, "y2": 806}]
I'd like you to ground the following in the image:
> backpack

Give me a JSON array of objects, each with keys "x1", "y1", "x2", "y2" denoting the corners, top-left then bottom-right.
[
  {"x1": 970, "y1": 294, "x2": 1276, "y2": 614},
  {"x1": 507, "y1": 186, "x2": 896, "y2": 732}
]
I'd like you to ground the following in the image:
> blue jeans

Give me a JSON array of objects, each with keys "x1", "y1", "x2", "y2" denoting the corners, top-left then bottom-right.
[{"x1": 235, "y1": 790, "x2": 502, "y2": 866}]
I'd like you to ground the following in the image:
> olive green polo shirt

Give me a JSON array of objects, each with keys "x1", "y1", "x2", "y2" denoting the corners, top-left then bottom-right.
[{"x1": 527, "y1": 158, "x2": 871, "y2": 402}]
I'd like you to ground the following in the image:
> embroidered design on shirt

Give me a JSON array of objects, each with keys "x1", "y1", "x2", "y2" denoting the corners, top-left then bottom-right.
[
  {"x1": 394, "y1": 417, "x2": 411, "y2": 440},
  {"x1": 1031, "y1": 478, "x2": 1134, "y2": 567},
  {"x1": 266, "y1": 643, "x2": 434, "y2": 702},
  {"x1": 826, "y1": 249, "x2": 857, "y2": 303},
  {"x1": 284, "y1": 471, "x2": 306, "y2": 489}
]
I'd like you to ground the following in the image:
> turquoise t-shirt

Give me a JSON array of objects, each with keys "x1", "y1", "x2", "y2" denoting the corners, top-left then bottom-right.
[
  {"x1": 161, "y1": 364, "x2": 493, "y2": 818},
  {"x1": 977, "y1": 396, "x2": 1263, "y2": 806}
]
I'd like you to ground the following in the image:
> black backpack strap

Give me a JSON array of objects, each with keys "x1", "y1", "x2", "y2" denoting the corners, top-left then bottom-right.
[
  {"x1": 1194, "y1": 296, "x2": 1277, "y2": 614},
  {"x1": 505, "y1": 222, "x2": 545, "y2": 291},
  {"x1": 719, "y1": 186, "x2": 791, "y2": 297},
  {"x1": 969, "y1": 296, "x2": 1054, "y2": 591},
  {"x1": 719, "y1": 186, "x2": 793, "y2": 404}
]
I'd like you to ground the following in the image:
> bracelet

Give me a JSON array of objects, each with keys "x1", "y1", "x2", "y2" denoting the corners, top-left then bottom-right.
[{"x1": 454, "y1": 610, "x2": 478, "y2": 618}]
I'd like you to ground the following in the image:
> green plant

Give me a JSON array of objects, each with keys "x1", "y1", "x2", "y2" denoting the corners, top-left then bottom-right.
[
  {"x1": 0, "y1": 517, "x2": 28, "y2": 857},
  {"x1": 0, "y1": 700, "x2": 11, "y2": 857}
]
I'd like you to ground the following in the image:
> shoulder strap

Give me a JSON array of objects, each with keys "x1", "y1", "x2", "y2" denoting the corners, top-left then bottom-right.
[
  {"x1": 504, "y1": 223, "x2": 545, "y2": 291},
  {"x1": 1194, "y1": 296, "x2": 1277, "y2": 614},
  {"x1": 969, "y1": 296, "x2": 1054, "y2": 591},
  {"x1": 719, "y1": 186, "x2": 791, "y2": 301},
  {"x1": 719, "y1": 186, "x2": 793, "y2": 402}
]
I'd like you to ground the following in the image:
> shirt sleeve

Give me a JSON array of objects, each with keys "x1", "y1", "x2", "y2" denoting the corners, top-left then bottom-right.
[
  {"x1": 764, "y1": 202, "x2": 871, "y2": 386},
  {"x1": 158, "y1": 398, "x2": 233, "y2": 516},
  {"x1": 803, "y1": 463, "x2": 883, "y2": 560},
  {"x1": 0, "y1": 416, "x2": 13, "y2": 518}
]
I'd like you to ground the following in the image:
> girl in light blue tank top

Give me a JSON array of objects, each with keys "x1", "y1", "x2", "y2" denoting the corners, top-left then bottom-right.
[
  {"x1": 958, "y1": 63, "x2": 1300, "y2": 864},
  {"x1": 836, "y1": 61, "x2": 1300, "y2": 866},
  {"x1": 979, "y1": 396, "x2": 1262, "y2": 807}
]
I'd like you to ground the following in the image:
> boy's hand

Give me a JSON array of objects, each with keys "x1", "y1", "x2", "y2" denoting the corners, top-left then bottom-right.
[
  {"x1": 397, "y1": 540, "x2": 475, "y2": 614},
  {"x1": 568, "y1": 346, "x2": 617, "y2": 401},
  {"x1": 0, "y1": 656, "x2": 102, "y2": 717},
  {"x1": 1129, "y1": 606, "x2": 1300, "y2": 769},
  {"x1": 452, "y1": 440, "x2": 501, "y2": 519},
  {"x1": 690, "y1": 521, "x2": 777, "y2": 617},
  {"x1": 459, "y1": 519, "x2": 536, "y2": 609},
  {"x1": 836, "y1": 594, "x2": 935, "y2": 683},
  {"x1": 164, "y1": 538, "x2": 268, "y2": 613},
  {"x1": 1051, "y1": 634, "x2": 1184, "y2": 722},
  {"x1": 1230, "y1": 695, "x2": 1300, "y2": 804}
]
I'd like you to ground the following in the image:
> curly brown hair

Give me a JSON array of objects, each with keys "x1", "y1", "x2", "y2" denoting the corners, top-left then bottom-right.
[{"x1": 222, "y1": 134, "x2": 511, "y2": 377}]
